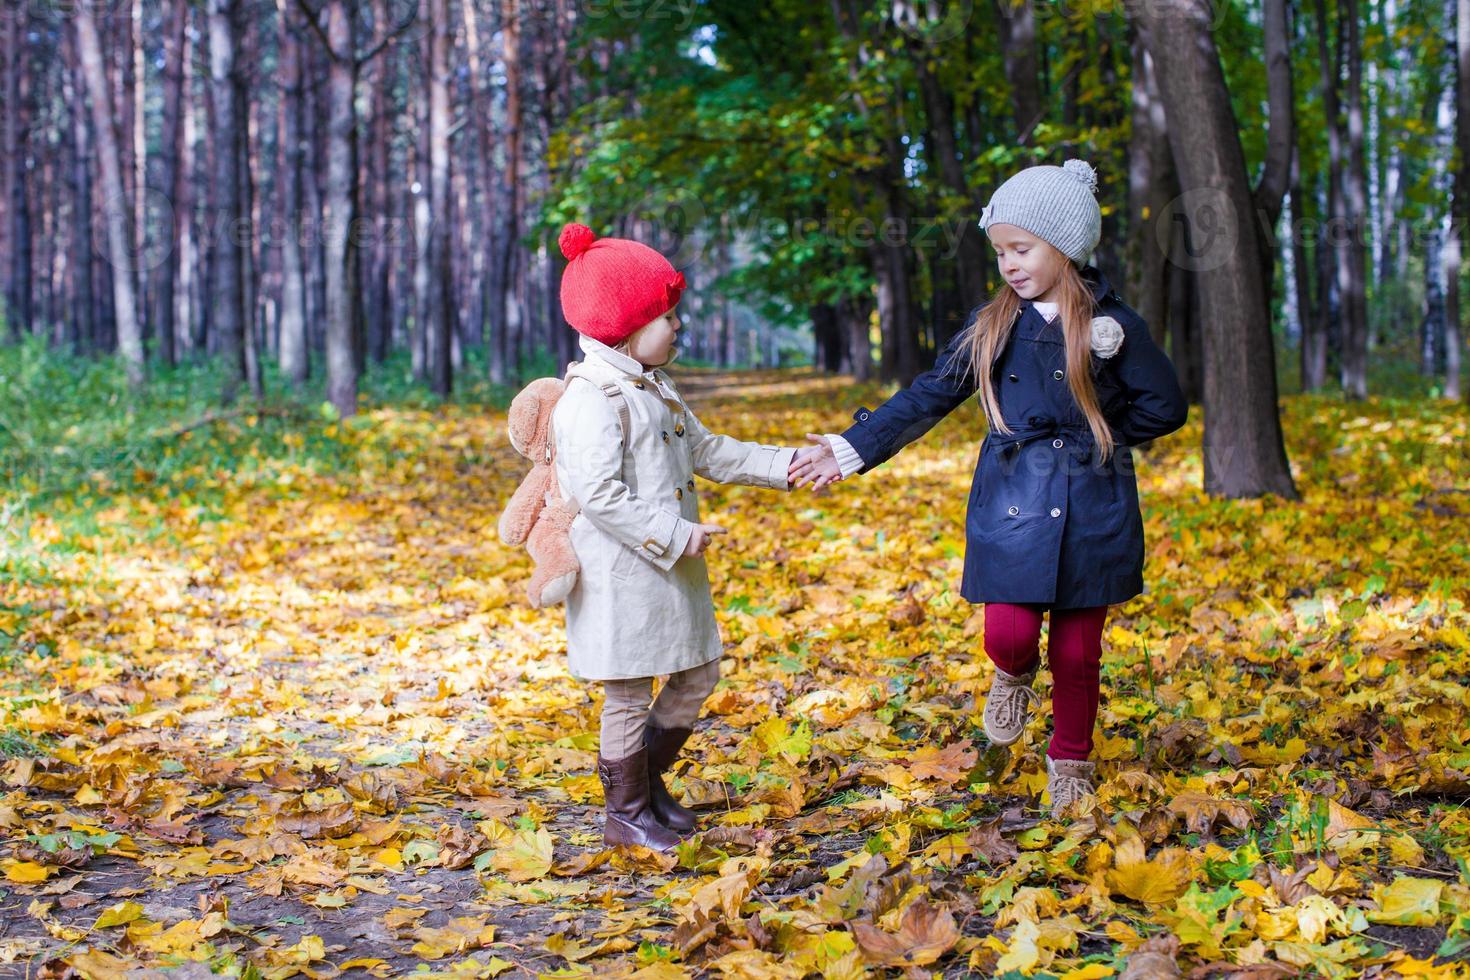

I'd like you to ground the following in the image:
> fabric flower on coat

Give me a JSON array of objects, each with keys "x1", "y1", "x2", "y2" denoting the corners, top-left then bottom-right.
[{"x1": 1090, "y1": 315, "x2": 1125, "y2": 359}]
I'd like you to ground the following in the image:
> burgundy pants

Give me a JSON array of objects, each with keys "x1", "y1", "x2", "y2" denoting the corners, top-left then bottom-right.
[{"x1": 983, "y1": 602, "x2": 1109, "y2": 761}]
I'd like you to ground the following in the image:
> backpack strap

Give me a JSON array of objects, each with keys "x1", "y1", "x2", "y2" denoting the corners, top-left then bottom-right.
[
  {"x1": 595, "y1": 381, "x2": 631, "y2": 447},
  {"x1": 559, "y1": 365, "x2": 633, "y2": 451}
]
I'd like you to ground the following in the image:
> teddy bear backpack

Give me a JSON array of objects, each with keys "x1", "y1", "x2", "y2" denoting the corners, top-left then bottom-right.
[{"x1": 497, "y1": 365, "x2": 631, "y2": 608}]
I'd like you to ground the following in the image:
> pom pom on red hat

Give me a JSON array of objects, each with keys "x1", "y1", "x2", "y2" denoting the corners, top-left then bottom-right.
[{"x1": 558, "y1": 223, "x2": 597, "y2": 261}]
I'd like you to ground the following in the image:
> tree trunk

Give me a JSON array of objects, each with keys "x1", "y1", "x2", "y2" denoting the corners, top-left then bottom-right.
[
  {"x1": 912, "y1": 51, "x2": 987, "y2": 330},
  {"x1": 3, "y1": 8, "x2": 33, "y2": 340},
  {"x1": 238, "y1": 26, "x2": 261, "y2": 400},
  {"x1": 300, "y1": 36, "x2": 326, "y2": 355},
  {"x1": 1292, "y1": 146, "x2": 1326, "y2": 391},
  {"x1": 498, "y1": 0, "x2": 524, "y2": 385},
  {"x1": 178, "y1": 17, "x2": 198, "y2": 356},
  {"x1": 811, "y1": 304, "x2": 843, "y2": 372},
  {"x1": 1451, "y1": 0, "x2": 1469, "y2": 401},
  {"x1": 1126, "y1": 33, "x2": 1173, "y2": 350},
  {"x1": 130, "y1": 0, "x2": 147, "y2": 343},
  {"x1": 411, "y1": 2, "x2": 431, "y2": 381},
  {"x1": 205, "y1": 0, "x2": 247, "y2": 402},
  {"x1": 1166, "y1": 209, "x2": 1203, "y2": 404},
  {"x1": 992, "y1": 0, "x2": 1042, "y2": 141},
  {"x1": 1338, "y1": 0, "x2": 1371, "y2": 398},
  {"x1": 368, "y1": 0, "x2": 395, "y2": 364},
  {"x1": 321, "y1": 0, "x2": 361, "y2": 417},
  {"x1": 464, "y1": 0, "x2": 499, "y2": 373},
  {"x1": 1132, "y1": 0, "x2": 1297, "y2": 499},
  {"x1": 64, "y1": 31, "x2": 96, "y2": 354},
  {"x1": 841, "y1": 295, "x2": 874, "y2": 381},
  {"x1": 1314, "y1": 0, "x2": 1348, "y2": 391},
  {"x1": 75, "y1": 8, "x2": 145, "y2": 385},
  {"x1": 1254, "y1": 0, "x2": 1295, "y2": 242},
  {"x1": 1376, "y1": 0, "x2": 1406, "y2": 330},
  {"x1": 426, "y1": 0, "x2": 453, "y2": 396},
  {"x1": 276, "y1": 0, "x2": 309, "y2": 384},
  {"x1": 153, "y1": 0, "x2": 188, "y2": 366}
]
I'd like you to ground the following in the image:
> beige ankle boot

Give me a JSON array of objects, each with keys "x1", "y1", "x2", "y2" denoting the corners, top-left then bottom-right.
[
  {"x1": 982, "y1": 666, "x2": 1039, "y2": 746},
  {"x1": 1045, "y1": 756, "x2": 1096, "y2": 818}
]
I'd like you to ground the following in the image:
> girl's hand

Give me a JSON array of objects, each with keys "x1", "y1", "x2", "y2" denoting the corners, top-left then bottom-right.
[
  {"x1": 788, "y1": 434, "x2": 843, "y2": 491},
  {"x1": 684, "y1": 523, "x2": 727, "y2": 557}
]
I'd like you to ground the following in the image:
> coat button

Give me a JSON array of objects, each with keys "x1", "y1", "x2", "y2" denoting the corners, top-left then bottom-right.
[
  {"x1": 686, "y1": 479, "x2": 695, "y2": 491},
  {"x1": 634, "y1": 380, "x2": 646, "y2": 389},
  {"x1": 1007, "y1": 505, "x2": 1019, "y2": 516},
  {"x1": 662, "y1": 431, "x2": 670, "y2": 443},
  {"x1": 1050, "y1": 507, "x2": 1061, "y2": 518},
  {"x1": 1052, "y1": 438, "x2": 1064, "y2": 449},
  {"x1": 674, "y1": 424, "x2": 685, "y2": 437},
  {"x1": 675, "y1": 487, "x2": 684, "y2": 500},
  {"x1": 1008, "y1": 374, "x2": 1019, "y2": 383},
  {"x1": 1052, "y1": 369, "x2": 1064, "y2": 380}
]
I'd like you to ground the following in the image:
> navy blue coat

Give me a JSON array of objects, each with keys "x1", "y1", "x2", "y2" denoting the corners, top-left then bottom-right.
[{"x1": 842, "y1": 267, "x2": 1189, "y2": 609}]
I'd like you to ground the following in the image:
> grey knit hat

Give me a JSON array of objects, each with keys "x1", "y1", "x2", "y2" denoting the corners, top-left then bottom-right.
[{"x1": 978, "y1": 159, "x2": 1102, "y2": 265}]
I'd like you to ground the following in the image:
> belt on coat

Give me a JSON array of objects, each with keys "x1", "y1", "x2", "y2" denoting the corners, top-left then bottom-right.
[{"x1": 992, "y1": 418, "x2": 1097, "y2": 463}]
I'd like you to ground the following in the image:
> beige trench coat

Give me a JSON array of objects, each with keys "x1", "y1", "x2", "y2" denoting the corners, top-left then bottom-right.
[{"x1": 551, "y1": 337, "x2": 796, "y2": 681}]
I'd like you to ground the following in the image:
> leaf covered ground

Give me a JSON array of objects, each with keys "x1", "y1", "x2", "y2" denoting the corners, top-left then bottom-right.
[{"x1": 2, "y1": 368, "x2": 1469, "y2": 978}]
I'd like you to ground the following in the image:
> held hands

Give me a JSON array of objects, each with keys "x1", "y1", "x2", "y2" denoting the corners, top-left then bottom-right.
[
  {"x1": 684, "y1": 522, "x2": 727, "y2": 557},
  {"x1": 788, "y1": 435, "x2": 844, "y2": 492}
]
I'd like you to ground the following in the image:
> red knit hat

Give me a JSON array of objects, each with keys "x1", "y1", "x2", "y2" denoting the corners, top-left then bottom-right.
[{"x1": 558, "y1": 223, "x2": 686, "y2": 346}]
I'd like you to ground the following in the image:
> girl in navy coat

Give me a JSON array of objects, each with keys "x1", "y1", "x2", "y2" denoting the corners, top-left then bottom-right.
[{"x1": 789, "y1": 160, "x2": 1188, "y2": 817}]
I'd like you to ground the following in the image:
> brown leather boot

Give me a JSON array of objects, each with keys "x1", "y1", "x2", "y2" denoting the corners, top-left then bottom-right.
[
  {"x1": 597, "y1": 749, "x2": 681, "y2": 851},
  {"x1": 643, "y1": 724, "x2": 697, "y2": 833}
]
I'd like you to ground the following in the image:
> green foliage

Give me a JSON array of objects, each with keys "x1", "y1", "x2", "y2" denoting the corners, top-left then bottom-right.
[{"x1": 0, "y1": 336, "x2": 517, "y2": 521}]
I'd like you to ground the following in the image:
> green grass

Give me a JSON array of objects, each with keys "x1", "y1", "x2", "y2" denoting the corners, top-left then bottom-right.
[{"x1": 0, "y1": 335, "x2": 526, "y2": 519}]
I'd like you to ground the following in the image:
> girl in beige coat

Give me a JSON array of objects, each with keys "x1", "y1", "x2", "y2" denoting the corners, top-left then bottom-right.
[{"x1": 551, "y1": 224, "x2": 801, "y2": 851}]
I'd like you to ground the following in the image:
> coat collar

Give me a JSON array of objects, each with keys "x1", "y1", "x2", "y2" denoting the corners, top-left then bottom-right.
[
  {"x1": 578, "y1": 334, "x2": 651, "y2": 378},
  {"x1": 575, "y1": 335, "x2": 685, "y2": 409},
  {"x1": 1013, "y1": 266, "x2": 1114, "y2": 340},
  {"x1": 1016, "y1": 265, "x2": 1113, "y2": 316},
  {"x1": 1081, "y1": 265, "x2": 1114, "y2": 303}
]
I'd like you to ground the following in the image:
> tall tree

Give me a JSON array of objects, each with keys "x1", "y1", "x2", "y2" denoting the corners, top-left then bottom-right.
[
  {"x1": 426, "y1": 0, "x2": 453, "y2": 396},
  {"x1": 299, "y1": 0, "x2": 414, "y2": 416},
  {"x1": 464, "y1": 0, "x2": 499, "y2": 371},
  {"x1": 1131, "y1": 0, "x2": 1297, "y2": 499},
  {"x1": 206, "y1": 0, "x2": 248, "y2": 403},
  {"x1": 75, "y1": 6, "x2": 145, "y2": 386},
  {"x1": 1451, "y1": 0, "x2": 1468, "y2": 401},
  {"x1": 1339, "y1": 0, "x2": 1372, "y2": 397},
  {"x1": 276, "y1": 0, "x2": 310, "y2": 385},
  {"x1": 993, "y1": 0, "x2": 1042, "y2": 141},
  {"x1": 496, "y1": 0, "x2": 525, "y2": 386},
  {"x1": 365, "y1": 0, "x2": 396, "y2": 364},
  {"x1": 3, "y1": 7, "x2": 32, "y2": 340},
  {"x1": 154, "y1": 0, "x2": 189, "y2": 367},
  {"x1": 63, "y1": 28, "x2": 96, "y2": 354},
  {"x1": 1126, "y1": 33, "x2": 1175, "y2": 352},
  {"x1": 320, "y1": 0, "x2": 361, "y2": 416}
]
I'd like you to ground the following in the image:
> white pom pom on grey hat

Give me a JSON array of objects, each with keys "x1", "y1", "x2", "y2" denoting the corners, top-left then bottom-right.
[{"x1": 977, "y1": 158, "x2": 1103, "y2": 265}]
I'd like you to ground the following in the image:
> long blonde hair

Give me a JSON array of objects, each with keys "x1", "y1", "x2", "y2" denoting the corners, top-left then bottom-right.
[{"x1": 960, "y1": 249, "x2": 1116, "y2": 462}]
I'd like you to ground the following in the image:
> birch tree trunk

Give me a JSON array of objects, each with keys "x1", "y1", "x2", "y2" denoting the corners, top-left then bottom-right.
[{"x1": 75, "y1": 7, "x2": 145, "y2": 386}]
